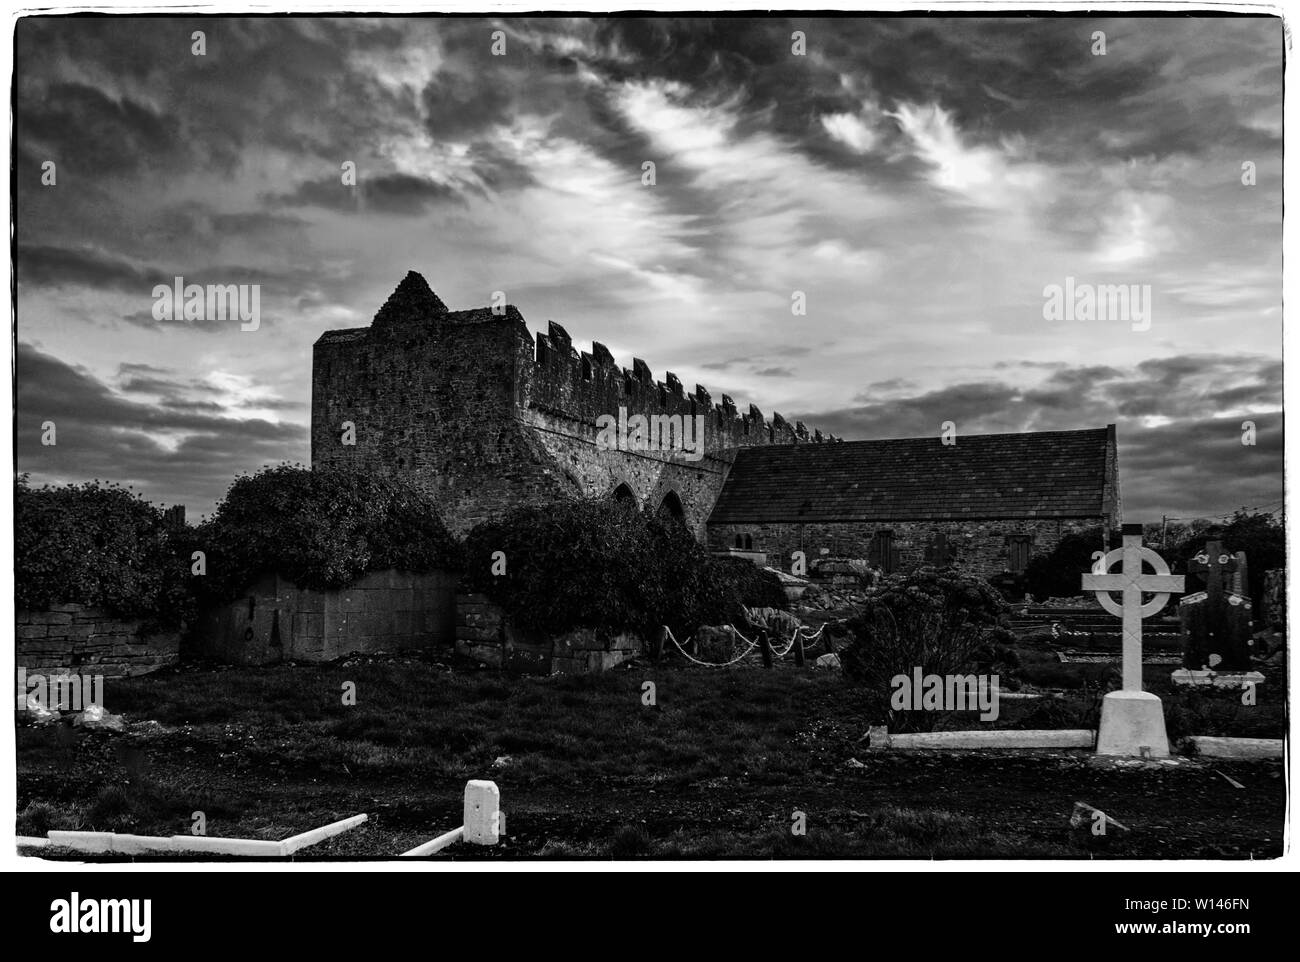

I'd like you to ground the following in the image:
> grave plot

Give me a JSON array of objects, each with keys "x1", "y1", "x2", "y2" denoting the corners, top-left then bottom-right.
[{"x1": 869, "y1": 526, "x2": 1282, "y2": 762}]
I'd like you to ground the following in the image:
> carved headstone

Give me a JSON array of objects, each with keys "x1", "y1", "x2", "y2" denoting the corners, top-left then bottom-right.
[{"x1": 1178, "y1": 541, "x2": 1253, "y2": 672}]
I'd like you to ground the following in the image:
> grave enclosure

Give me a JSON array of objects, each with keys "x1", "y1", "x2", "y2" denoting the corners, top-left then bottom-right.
[
  {"x1": 455, "y1": 593, "x2": 642, "y2": 674},
  {"x1": 189, "y1": 569, "x2": 458, "y2": 664},
  {"x1": 189, "y1": 578, "x2": 639, "y2": 673}
]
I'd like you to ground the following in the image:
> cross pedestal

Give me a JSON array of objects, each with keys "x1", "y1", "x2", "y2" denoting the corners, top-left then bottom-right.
[{"x1": 1081, "y1": 523, "x2": 1184, "y2": 757}]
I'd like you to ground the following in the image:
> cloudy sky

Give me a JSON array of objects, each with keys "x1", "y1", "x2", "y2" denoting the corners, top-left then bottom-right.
[{"x1": 15, "y1": 15, "x2": 1283, "y2": 521}]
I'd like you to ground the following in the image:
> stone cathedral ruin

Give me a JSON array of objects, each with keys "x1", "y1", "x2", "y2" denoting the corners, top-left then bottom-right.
[{"x1": 312, "y1": 272, "x2": 1120, "y2": 580}]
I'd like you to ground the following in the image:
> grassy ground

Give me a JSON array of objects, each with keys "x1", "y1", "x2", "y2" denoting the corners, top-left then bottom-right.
[{"x1": 15, "y1": 648, "x2": 1286, "y2": 860}]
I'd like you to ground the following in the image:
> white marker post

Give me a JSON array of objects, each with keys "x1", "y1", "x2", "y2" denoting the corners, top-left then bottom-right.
[
  {"x1": 1081, "y1": 523, "x2": 1184, "y2": 757},
  {"x1": 462, "y1": 780, "x2": 500, "y2": 845}
]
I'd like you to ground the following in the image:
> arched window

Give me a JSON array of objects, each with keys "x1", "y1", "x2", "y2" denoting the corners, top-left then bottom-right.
[
  {"x1": 735, "y1": 534, "x2": 744, "y2": 549},
  {"x1": 657, "y1": 490, "x2": 686, "y2": 524},
  {"x1": 744, "y1": 534, "x2": 753, "y2": 550},
  {"x1": 611, "y1": 482, "x2": 637, "y2": 508}
]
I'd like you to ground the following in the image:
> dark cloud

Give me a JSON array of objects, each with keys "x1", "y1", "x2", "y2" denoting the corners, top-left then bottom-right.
[
  {"x1": 265, "y1": 172, "x2": 463, "y2": 214},
  {"x1": 17, "y1": 342, "x2": 306, "y2": 517},
  {"x1": 701, "y1": 357, "x2": 755, "y2": 371},
  {"x1": 798, "y1": 354, "x2": 1283, "y2": 518},
  {"x1": 702, "y1": 348, "x2": 812, "y2": 374},
  {"x1": 422, "y1": 66, "x2": 516, "y2": 140},
  {"x1": 237, "y1": 397, "x2": 306, "y2": 411},
  {"x1": 18, "y1": 82, "x2": 185, "y2": 177},
  {"x1": 19, "y1": 245, "x2": 155, "y2": 294},
  {"x1": 16, "y1": 17, "x2": 424, "y2": 174},
  {"x1": 119, "y1": 374, "x2": 220, "y2": 396},
  {"x1": 120, "y1": 308, "x2": 231, "y2": 333}
]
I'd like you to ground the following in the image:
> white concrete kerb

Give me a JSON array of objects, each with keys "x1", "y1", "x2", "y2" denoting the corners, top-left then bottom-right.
[{"x1": 872, "y1": 728, "x2": 1095, "y2": 751}]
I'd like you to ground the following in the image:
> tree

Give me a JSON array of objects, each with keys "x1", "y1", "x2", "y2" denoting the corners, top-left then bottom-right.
[
  {"x1": 15, "y1": 475, "x2": 191, "y2": 626},
  {"x1": 1019, "y1": 527, "x2": 1114, "y2": 600},
  {"x1": 462, "y1": 498, "x2": 786, "y2": 637}
]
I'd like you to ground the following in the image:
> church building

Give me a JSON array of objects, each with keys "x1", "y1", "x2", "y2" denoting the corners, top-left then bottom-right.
[
  {"x1": 312, "y1": 273, "x2": 1120, "y2": 581},
  {"x1": 706, "y1": 427, "x2": 1120, "y2": 579}
]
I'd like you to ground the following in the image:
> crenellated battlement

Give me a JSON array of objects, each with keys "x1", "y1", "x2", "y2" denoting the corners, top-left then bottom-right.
[{"x1": 530, "y1": 319, "x2": 836, "y2": 455}]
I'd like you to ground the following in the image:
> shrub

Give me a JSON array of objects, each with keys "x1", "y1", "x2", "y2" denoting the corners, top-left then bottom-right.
[
  {"x1": 1019, "y1": 527, "x2": 1113, "y2": 600},
  {"x1": 462, "y1": 499, "x2": 786, "y2": 637},
  {"x1": 1011, "y1": 695, "x2": 1095, "y2": 731},
  {"x1": 16, "y1": 800, "x2": 57, "y2": 836},
  {"x1": 195, "y1": 464, "x2": 460, "y2": 603},
  {"x1": 841, "y1": 566, "x2": 1013, "y2": 732},
  {"x1": 15, "y1": 476, "x2": 191, "y2": 626},
  {"x1": 1163, "y1": 688, "x2": 1254, "y2": 741},
  {"x1": 688, "y1": 557, "x2": 789, "y2": 627}
]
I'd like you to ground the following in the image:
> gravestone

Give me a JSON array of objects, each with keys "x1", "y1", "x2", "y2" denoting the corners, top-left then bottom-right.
[
  {"x1": 1171, "y1": 541, "x2": 1262, "y2": 689},
  {"x1": 1231, "y1": 550, "x2": 1248, "y2": 598},
  {"x1": 1080, "y1": 524, "x2": 1183, "y2": 757}
]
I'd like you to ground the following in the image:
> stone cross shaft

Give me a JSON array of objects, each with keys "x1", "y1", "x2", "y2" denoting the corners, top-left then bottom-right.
[{"x1": 1081, "y1": 524, "x2": 1184, "y2": 692}]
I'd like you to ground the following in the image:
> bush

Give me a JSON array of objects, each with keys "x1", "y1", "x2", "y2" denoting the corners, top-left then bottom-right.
[
  {"x1": 841, "y1": 566, "x2": 1012, "y2": 732},
  {"x1": 15, "y1": 476, "x2": 191, "y2": 626},
  {"x1": 1019, "y1": 527, "x2": 1113, "y2": 600},
  {"x1": 195, "y1": 464, "x2": 460, "y2": 603},
  {"x1": 462, "y1": 499, "x2": 786, "y2": 637},
  {"x1": 1012, "y1": 695, "x2": 1096, "y2": 732},
  {"x1": 691, "y1": 556, "x2": 789, "y2": 625}
]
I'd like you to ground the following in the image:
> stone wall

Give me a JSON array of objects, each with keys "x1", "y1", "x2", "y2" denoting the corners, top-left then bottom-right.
[
  {"x1": 312, "y1": 275, "x2": 835, "y2": 538},
  {"x1": 455, "y1": 593, "x2": 641, "y2": 674},
  {"x1": 190, "y1": 569, "x2": 457, "y2": 665},
  {"x1": 523, "y1": 408, "x2": 730, "y2": 538},
  {"x1": 455, "y1": 593, "x2": 507, "y2": 667},
  {"x1": 707, "y1": 517, "x2": 1107, "y2": 582},
  {"x1": 17, "y1": 604, "x2": 180, "y2": 677}
]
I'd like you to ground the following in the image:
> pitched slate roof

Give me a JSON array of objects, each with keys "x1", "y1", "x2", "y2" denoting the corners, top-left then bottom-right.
[{"x1": 708, "y1": 427, "x2": 1112, "y2": 524}]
